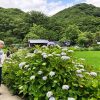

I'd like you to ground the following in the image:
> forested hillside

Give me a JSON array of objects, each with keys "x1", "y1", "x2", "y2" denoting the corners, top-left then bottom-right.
[
  {"x1": 0, "y1": 3, "x2": 100, "y2": 46},
  {"x1": 51, "y1": 3, "x2": 100, "y2": 33}
]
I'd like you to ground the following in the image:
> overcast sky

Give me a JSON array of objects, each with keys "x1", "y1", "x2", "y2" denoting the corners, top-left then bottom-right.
[{"x1": 0, "y1": 0, "x2": 100, "y2": 16}]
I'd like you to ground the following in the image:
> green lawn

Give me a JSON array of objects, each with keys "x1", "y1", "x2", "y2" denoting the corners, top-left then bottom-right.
[{"x1": 74, "y1": 51, "x2": 100, "y2": 69}]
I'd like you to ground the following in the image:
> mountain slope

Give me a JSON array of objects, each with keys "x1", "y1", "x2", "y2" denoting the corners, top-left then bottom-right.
[{"x1": 51, "y1": 3, "x2": 100, "y2": 33}]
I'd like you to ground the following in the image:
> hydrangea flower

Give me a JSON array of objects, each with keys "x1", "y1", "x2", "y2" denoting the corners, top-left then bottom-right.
[
  {"x1": 55, "y1": 54, "x2": 61, "y2": 57},
  {"x1": 78, "y1": 64, "x2": 84, "y2": 68},
  {"x1": 49, "y1": 71, "x2": 55, "y2": 77},
  {"x1": 42, "y1": 45, "x2": 47, "y2": 48},
  {"x1": 76, "y1": 70, "x2": 82, "y2": 73},
  {"x1": 49, "y1": 97, "x2": 55, "y2": 100},
  {"x1": 61, "y1": 52, "x2": 66, "y2": 56},
  {"x1": 62, "y1": 48, "x2": 68, "y2": 51},
  {"x1": 62, "y1": 85, "x2": 69, "y2": 90},
  {"x1": 76, "y1": 74, "x2": 83, "y2": 78},
  {"x1": 24, "y1": 65, "x2": 29, "y2": 68},
  {"x1": 25, "y1": 53, "x2": 35, "y2": 58},
  {"x1": 61, "y1": 56, "x2": 70, "y2": 60},
  {"x1": 34, "y1": 49, "x2": 38, "y2": 53},
  {"x1": 38, "y1": 71, "x2": 43, "y2": 75},
  {"x1": 90, "y1": 72, "x2": 97, "y2": 77},
  {"x1": 68, "y1": 50, "x2": 74, "y2": 53},
  {"x1": 68, "y1": 97, "x2": 75, "y2": 100},
  {"x1": 46, "y1": 91, "x2": 53, "y2": 98},
  {"x1": 19, "y1": 62, "x2": 26, "y2": 68},
  {"x1": 43, "y1": 54, "x2": 48, "y2": 58},
  {"x1": 30, "y1": 75, "x2": 35, "y2": 80},
  {"x1": 41, "y1": 52, "x2": 47, "y2": 55},
  {"x1": 42, "y1": 76, "x2": 47, "y2": 80},
  {"x1": 80, "y1": 69, "x2": 85, "y2": 72}
]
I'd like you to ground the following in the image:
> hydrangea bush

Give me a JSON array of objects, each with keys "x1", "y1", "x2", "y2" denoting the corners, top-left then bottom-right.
[{"x1": 3, "y1": 45, "x2": 100, "y2": 100}]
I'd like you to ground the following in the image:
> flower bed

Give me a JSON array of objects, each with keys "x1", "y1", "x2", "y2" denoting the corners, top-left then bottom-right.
[{"x1": 3, "y1": 46, "x2": 100, "y2": 100}]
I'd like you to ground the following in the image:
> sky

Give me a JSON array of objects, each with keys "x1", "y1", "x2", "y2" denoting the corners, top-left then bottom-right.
[{"x1": 0, "y1": 0, "x2": 100, "y2": 16}]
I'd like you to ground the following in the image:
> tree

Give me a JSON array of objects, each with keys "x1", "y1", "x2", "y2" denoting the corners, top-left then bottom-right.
[
  {"x1": 95, "y1": 32, "x2": 100, "y2": 42},
  {"x1": 24, "y1": 32, "x2": 40, "y2": 42},
  {"x1": 62, "y1": 25, "x2": 81, "y2": 45},
  {"x1": 78, "y1": 32, "x2": 94, "y2": 47},
  {"x1": 29, "y1": 11, "x2": 49, "y2": 27}
]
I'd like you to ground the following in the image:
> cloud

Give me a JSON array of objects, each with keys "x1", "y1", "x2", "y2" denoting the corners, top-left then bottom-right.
[
  {"x1": 85, "y1": 0, "x2": 100, "y2": 7},
  {"x1": 1, "y1": 0, "x2": 99, "y2": 16},
  {"x1": 0, "y1": 0, "x2": 73, "y2": 16}
]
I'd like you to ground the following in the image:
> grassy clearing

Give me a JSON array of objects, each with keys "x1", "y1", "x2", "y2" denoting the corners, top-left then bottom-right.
[{"x1": 74, "y1": 51, "x2": 100, "y2": 69}]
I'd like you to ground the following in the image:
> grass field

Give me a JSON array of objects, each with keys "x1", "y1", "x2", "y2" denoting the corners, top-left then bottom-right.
[{"x1": 74, "y1": 51, "x2": 100, "y2": 69}]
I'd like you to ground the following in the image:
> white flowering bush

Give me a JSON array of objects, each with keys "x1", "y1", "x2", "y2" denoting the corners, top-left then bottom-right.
[{"x1": 3, "y1": 46, "x2": 100, "y2": 100}]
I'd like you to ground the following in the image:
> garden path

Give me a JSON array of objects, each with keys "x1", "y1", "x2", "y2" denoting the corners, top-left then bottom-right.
[{"x1": 0, "y1": 84, "x2": 22, "y2": 100}]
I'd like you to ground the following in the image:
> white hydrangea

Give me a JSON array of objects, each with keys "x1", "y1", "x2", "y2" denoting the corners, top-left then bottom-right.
[
  {"x1": 34, "y1": 49, "x2": 38, "y2": 53},
  {"x1": 61, "y1": 56, "x2": 70, "y2": 60},
  {"x1": 39, "y1": 50, "x2": 43, "y2": 53},
  {"x1": 72, "y1": 61, "x2": 75, "y2": 64},
  {"x1": 43, "y1": 54, "x2": 48, "y2": 58},
  {"x1": 41, "y1": 52, "x2": 47, "y2": 55},
  {"x1": 62, "y1": 85, "x2": 69, "y2": 90},
  {"x1": 76, "y1": 70, "x2": 82, "y2": 73},
  {"x1": 19, "y1": 62, "x2": 26, "y2": 68},
  {"x1": 78, "y1": 64, "x2": 84, "y2": 68},
  {"x1": 42, "y1": 76, "x2": 47, "y2": 80},
  {"x1": 49, "y1": 71, "x2": 55, "y2": 77},
  {"x1": 90, "y1": 72, "x2": 97, "y2": 77},
  {"x1": 68, "y1": 97, "x2": 75, "y2": 100},
  {"x1": 62, "y1": 48, "x2": 68, "y2": 51},
  {"x1": 61, "y1": 52, "x2": 66, "y2": 56},
  {"x1": 80, "y1": 69, "x2": 85, "y2": 72},
  {"x1": 25, "y1": 53, "x2": 35, "y2": 58},
  {"x1": 68, "y1": 50, "x2": 74, "y2": 53},
  {"x1": 76, "y1": 74, "x2": 83, "y2": 78},
  {"x1": 42, "y1": 45, "x2": 47, "y2": 48},
  {"x1": 24, "y1": 65, "x2": 29, "y2": 68},
  {"x1": 30, "y1": 75, "x2": 35, "y2": 80},
  {"x1": 46, "y1": 91, "x2": 53, "y2": 98},
  {"x1": 38, "y1": 71, "x2": 43, "y2": 75},
  {"x1": 49, "y1": 97, "x2": 55, "y2": 100},
  {"x1": 55, "y1": 54, "x2": 61, "y2": 57}
]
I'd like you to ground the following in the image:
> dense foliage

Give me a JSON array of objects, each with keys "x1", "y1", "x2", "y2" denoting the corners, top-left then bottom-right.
[
  {"x1": 0, "y1": 3, "x2": 100, "y2": 46},
  {"x1": 3, "y1": 46, "x2": 100, "y2": 100},
  {"x1": 52, "y1": 3, "x2": 100, "y2": 33}
]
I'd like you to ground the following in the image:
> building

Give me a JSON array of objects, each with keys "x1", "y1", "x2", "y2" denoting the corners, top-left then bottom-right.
[{"x1": 28, "y1": 39, "x2": 49, "y2": 47}]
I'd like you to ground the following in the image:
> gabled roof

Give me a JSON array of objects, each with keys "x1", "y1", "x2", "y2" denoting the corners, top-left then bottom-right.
[{"x1": 28, "y1": 39, "x2": 49, "y2": 43}]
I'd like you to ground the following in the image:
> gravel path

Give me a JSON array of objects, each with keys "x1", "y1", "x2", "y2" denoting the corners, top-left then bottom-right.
[{"x1": 0, "y1": 84, "x2": 22, "y2": 100}]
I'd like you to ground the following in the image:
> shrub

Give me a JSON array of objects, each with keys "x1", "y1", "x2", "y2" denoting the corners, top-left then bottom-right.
[{"x1": 3, "y1": 46, "x2": 100, "y2": 100}]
